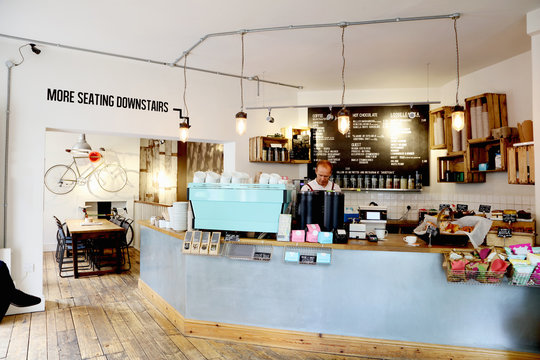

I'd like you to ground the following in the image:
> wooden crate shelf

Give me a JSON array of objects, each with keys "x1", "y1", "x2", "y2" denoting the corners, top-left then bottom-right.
[
  {"x1": 465, "y1": 93, "x2": 507, "y2": 141},
  {"x1": 249, "y1": 136, "x2": 289, "y2": 163},
  {"x1": 466, "y1": 138, "x2": 510, "y2": 173},
  {"x1": 282, "y1": 127, "x2": 312, "y2": 163},
  {"x1": 508, "y1": 142, "x2": 535, "y2": 185},
  {"x1": 429, "y1": 107, "x2": 452, "y2": 150},
  {"x1": 437, "y1": 153, "x2": 486, "y2": 183}
]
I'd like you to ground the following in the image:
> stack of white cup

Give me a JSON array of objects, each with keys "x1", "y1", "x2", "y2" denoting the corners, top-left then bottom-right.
[{"x1": 169, "y1": 202, "x2": 188, "y2": 231}]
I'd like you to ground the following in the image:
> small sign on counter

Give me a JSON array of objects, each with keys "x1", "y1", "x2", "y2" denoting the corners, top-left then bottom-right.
[{"x1": 497, "y1": 228, "x2": 512, "y2": 238}]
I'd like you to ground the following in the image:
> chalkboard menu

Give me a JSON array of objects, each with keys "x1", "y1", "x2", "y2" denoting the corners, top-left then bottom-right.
[{"x1": 308, "y1": 105, "x2": 429, "y2": 186}]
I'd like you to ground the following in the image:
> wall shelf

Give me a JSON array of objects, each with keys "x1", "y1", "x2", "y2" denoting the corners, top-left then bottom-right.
[
  {"x1": 508, "y1": 142, "x2": 535, "y2": 185},
  {"x1": 437, "y1": 153, "x2": 486, "y2": 183},
  {"x1": 466, "y1": 138, "x2": 511, "y2": 173}
]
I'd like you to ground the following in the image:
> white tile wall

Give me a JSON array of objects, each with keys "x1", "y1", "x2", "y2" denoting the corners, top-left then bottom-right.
[{"x1": 344, "y1": 190, "x2": 536, "y2": 221}]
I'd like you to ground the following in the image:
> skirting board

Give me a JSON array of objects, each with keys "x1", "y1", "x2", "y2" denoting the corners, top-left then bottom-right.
[{"x1": 138, "y1": 279, "x2": 538, "y2": 360}]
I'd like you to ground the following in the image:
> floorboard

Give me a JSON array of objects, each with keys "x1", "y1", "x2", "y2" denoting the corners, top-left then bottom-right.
[{"x1": 0, "y1": 249, "x2": 385, "y2": 360}]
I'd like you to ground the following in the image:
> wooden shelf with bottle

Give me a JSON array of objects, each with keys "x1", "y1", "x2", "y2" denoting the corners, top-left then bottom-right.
[
  {"x1": 437, "y1": 153, "x2": 486, "y2": 183},
  {"x1": 249, "y1": 136, "x2": 289, "y2": 163},
  {"x1": 466, "y1": 138, "x2": 511, "y2": 173}
]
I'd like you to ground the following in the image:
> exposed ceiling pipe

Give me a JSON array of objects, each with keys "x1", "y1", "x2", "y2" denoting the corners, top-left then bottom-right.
[
  {"x1": 0, "y1": 33, "x2": 302, "y2": 90},
  {"x1": 173, "y1": 13, "x2": 461, "y2": 64}
]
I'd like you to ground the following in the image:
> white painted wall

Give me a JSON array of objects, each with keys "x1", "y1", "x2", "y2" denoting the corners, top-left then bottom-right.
[
  {"x1": 43, "y1": 131, "x2": 140, "y2": 251},
  {"x1": 0, "y1": 37, "x2": 300, "y2": 306}
]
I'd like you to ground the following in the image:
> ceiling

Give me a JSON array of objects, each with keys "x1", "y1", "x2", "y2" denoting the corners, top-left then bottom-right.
[{"x1": 1, "y1": 0, "x2": 539, "y2": 91}]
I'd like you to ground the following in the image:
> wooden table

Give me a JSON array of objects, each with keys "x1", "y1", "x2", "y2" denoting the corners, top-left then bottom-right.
[{"x1": 66, "y1": 219, "x2": 125, "y2": 278}]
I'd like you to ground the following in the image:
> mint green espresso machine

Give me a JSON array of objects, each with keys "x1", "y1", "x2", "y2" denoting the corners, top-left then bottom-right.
[{"x1": 187, "y1": 183, "x2": 293, "y2": 233}]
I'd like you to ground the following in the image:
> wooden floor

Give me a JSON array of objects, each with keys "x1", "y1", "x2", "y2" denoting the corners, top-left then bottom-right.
[{"x1": 0, "y1": 249, "x2": 382, "y2": 360}]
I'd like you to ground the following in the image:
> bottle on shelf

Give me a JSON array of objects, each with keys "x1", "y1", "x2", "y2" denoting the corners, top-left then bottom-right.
[
  {"x1": 378, "y1": 174, "x2": 384, "y2": 189},
  {"x1": 385, "y1": 175, "x2": 392, "y2": 189},
  {"x1": 371, "y1": 175, "x2": 378, "y2": 189},
  {"x1": 393, "y1": 175, "x2": 400, "y2": 189},
  {"x1": 415, "y1": 171, "x2": 422, "y2": 190},
  {"x1": 365, "y1": 175, "x2": 371, "y2": 189},
  {"x1": 400, "y1": 176, "x2": 407, "y2": 189},
  {"x1": 408, "y1": 175, "x2": 415, "y2": 189},
  {"x1": 358, "y1": 175, "x2": 364, "y2": 189}
]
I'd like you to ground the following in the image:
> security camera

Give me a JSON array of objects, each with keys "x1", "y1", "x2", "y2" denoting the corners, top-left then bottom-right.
[{"x1": 29, "y1": 43, "x2": 41, "y2": 55}]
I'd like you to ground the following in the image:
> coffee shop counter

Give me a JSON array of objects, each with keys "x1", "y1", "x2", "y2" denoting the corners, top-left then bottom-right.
[
  {"x1": 138, "y1": 220, "x2": 473, "y2": 253},
  {"x1": 137, "y1": 220, "x2": 540, "y2": 358}
]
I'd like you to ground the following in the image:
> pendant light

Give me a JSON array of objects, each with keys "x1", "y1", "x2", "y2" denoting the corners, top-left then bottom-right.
[
  {"x1": 235, "y1": 33, "x2": 247, "y2": 135},
  {"x1": 72, "y1": 134, "x2": 92, "y2": 151},
  {"x1": 451, "y1": 16, "x2": 464, "y2": 132},
  {"x1": 175, "y1": 55, "x2": 191, "y2": 142},
  {"x1": 337, "y1": 25, "x2": 350, "y2": 135}
]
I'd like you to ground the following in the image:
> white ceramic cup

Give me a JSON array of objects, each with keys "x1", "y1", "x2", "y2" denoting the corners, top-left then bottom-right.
[
  {"x1": 375, "y1": 228, "x2": 388, "y2": 239},
  {"x1": 403, "y1": 235, "x2": 417, "y2": 244},
  {"x1": 84, "y1": 217, "x2": 93, "y2": 223}
]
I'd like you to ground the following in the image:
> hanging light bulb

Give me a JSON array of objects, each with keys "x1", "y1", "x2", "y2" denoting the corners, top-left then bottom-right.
[
  {"x1": 179, "y1": 121, "x2": 191, "y2": 142},
  {"x1": 235, "y1": 111, "x2": 247, "y2": 135},
  {"x1": 236, "y1": 33, "x2": 248, "y2": 135},
  {"x1": 336, "y1": 25, "x2": 350, "y2": 135},
  {"x1": 451, "y1": 16, "x2": 464, "y2": 132},
  {"x1": 337, "y1": 107, "x2": 350, "y2": 135},
  {"x1": 173, "y1": 108, "x2": 191, "y2": 143},
  {"x1": 451, "y1": 105, "x2": 465, "y2": 131}
]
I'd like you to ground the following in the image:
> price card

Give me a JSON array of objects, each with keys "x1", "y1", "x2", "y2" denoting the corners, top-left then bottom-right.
[
  {"x1": 253, "y1": 252, "x2": 271, "y2": 261},
  {"x1": 456, "y1": 204, "x2": 468, "y2": 211},
  {"x1": 316, "y1": 252, "x2": 331, "y2": 264},
  {"x1": 439, "y1": 204, "x2": 451, "y2": 211},
  {"x1": 479, "y1": 204, "x2": 491, "y2": 213},
  {"x1": 284, "y1": 251, "x2": 300, "y2": 263},
  {"x1": 498, "y1": 228, "x2": 512, "y2": 238},
  {"x1": 502, "y1": 213, "x2": 517, "y2": 223},
  {"x1": 299, "y1": 254, "x2": 317, "y2": 265}
]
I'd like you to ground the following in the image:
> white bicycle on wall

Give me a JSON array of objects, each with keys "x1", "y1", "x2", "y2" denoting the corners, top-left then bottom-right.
[{"x1": 44, "y1": 148, "x2": 128, "y2": 195}]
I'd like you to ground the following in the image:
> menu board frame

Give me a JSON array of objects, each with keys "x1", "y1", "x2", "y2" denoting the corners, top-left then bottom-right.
[{"x1": 307, "y1": 104, "x2": 430, "y2": 186}]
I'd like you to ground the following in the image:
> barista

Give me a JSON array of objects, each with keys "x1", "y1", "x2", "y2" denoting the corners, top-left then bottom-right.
[{"x1": 301, "y1": 160, "x2": 341, "y2": 192}]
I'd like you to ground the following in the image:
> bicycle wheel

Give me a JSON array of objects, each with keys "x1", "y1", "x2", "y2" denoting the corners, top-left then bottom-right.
[
  {"x1": 44, "y1": 165, "x2": 77, "y2": 195},
  {"x1": 96, "y1": 163, "x2": 128, "y2": 192}
]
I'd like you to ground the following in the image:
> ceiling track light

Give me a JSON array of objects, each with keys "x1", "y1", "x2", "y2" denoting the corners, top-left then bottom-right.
[
  {"x1": 266, "y1": 108, "x2": 275, "y2": 123},
  {"x1": 451, "y1": 16, "x2": 464, "y2": 132},
  {"x1": 236, "y1": 32, "x2": 247, "y2": 135}
]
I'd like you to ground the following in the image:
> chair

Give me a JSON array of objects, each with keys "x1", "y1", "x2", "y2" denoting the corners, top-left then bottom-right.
[
  {"x1": 119, "y1": 218, "x2": 134, "y2": 270},
  {"x1": 53, "y1": 216, "x2": 90, "y2": 277}
]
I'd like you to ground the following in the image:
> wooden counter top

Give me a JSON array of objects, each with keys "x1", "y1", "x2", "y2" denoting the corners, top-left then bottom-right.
[{"x1": 138, "y1": 220, "x2": 475, "y2": 254}]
